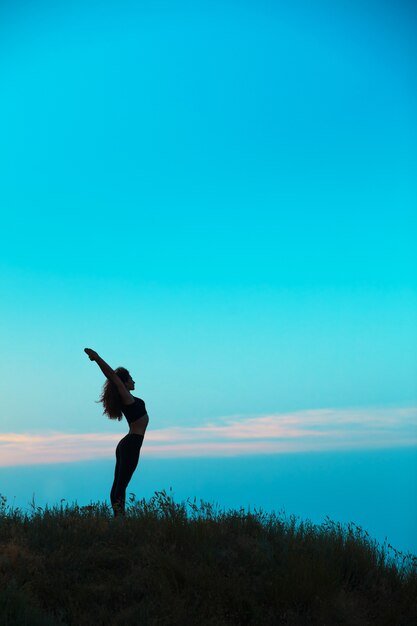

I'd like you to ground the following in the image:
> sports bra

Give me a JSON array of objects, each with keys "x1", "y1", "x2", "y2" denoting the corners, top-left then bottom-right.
[{"x1": 121, "y1": 396, "x2": 147, "y2": 424}]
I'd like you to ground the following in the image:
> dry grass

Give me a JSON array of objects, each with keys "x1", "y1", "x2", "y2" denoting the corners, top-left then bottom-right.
[{"x1": 0, "y1": 490, "x2": 416, "y2": 625}]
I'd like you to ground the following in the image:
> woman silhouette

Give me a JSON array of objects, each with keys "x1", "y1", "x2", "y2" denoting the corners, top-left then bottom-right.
[{"x1": 84, "y1": 348, "x2": 149, "y2": 516}]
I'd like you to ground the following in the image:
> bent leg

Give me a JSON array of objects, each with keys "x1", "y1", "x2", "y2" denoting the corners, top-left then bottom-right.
[
  {"x1": 111, "y1": 435, "x2": 143, "y2": 516},
  {"x1": 110, "y1": 444, "x2": 122, "y2": 513}
]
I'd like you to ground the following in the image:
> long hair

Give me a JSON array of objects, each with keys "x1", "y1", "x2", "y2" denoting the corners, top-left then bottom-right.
[{"x1": 97, "y1": 367, "x2": 130, "y2": 420}]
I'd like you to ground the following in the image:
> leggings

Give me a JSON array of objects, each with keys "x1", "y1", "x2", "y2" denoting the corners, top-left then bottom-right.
[{"x1": 110, "y1": 433, "x2": 144, "y2": 516}]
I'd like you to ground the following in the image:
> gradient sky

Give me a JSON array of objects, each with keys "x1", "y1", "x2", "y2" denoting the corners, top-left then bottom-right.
[{"x1": 0, "y1": 0, "x2": 416, "y2": 549}]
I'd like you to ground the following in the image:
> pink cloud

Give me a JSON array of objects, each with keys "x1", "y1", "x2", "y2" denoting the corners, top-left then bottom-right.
[{"x1": 0, "y1": 406, "x2": 416, "y2": 467}]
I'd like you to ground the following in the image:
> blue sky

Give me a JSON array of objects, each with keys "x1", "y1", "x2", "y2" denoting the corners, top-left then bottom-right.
[{"x1": 0, "y1": 0, "x2": 416, "y2": 548}]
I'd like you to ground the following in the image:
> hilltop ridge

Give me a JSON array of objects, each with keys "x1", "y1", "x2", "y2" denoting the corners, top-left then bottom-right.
[{"x1": 0, "y1": 490, "x2": 416, "y2": 625}]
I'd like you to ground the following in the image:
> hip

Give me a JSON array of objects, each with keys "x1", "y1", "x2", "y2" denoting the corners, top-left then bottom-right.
[{"x1": 117, "y1": 433, "x2": 145, "y2": 450}]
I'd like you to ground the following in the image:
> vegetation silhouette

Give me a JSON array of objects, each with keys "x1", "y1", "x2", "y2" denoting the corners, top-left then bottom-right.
[{"x1": 1, "y1": 489, "x2": 416, "y2": 625}]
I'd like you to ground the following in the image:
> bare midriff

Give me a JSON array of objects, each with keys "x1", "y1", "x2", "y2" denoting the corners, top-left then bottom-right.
[{"x1": 128, "y1": 413, "x2": 149, "y2": 436}]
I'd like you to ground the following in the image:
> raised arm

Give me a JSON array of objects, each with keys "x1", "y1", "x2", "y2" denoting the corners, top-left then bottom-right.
[{"x1": 84, "y1": 348, "x2": 132, "y2": 403}]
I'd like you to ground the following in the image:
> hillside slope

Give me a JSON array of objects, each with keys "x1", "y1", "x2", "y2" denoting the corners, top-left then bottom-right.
[{"x1": 0, "y1": 490, "x2": 416, "y2": 625}]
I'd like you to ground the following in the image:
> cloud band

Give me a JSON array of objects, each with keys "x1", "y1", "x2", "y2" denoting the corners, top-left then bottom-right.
[{"x1": 0, "y1": 406, "x2": 416, "y2": 467}]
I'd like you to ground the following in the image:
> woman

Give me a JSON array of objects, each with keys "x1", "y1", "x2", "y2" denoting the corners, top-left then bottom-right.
[{"x1": 84, "y1": 348, "x2": 149, "y2": 516}]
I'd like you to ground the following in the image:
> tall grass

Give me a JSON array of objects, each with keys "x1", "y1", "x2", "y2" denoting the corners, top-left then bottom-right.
[{"x1": 1, "y1": 489, "x2": 416, "y2": 625}]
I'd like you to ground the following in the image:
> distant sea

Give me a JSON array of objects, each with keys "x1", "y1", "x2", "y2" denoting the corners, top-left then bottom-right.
[{"x1": 1, "y1": 447, "x2": 416, "y2": 556}]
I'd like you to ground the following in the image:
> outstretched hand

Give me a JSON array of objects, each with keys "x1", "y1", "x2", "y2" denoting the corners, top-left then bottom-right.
[{"x1": 84, "y1": 348, "x2": 99, "y2": 361}]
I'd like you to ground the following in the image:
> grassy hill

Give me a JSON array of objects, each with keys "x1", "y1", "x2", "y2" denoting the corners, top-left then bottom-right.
[{"x1": 0, "y1": 489, "x2": 416, "y2": 625}]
